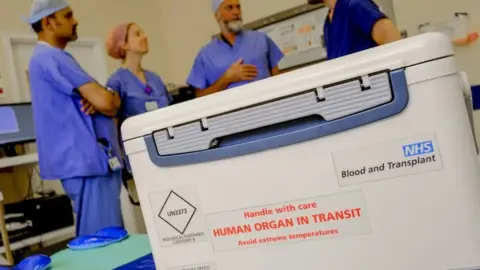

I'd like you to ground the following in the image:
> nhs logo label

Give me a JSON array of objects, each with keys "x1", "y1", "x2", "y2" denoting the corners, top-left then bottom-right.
[
  {"x1": 402, "y1": 141, "x2": 434, "y2": 157},
  {"x1": 333, "y1": 134, "x2": 442, "y2": 187}
]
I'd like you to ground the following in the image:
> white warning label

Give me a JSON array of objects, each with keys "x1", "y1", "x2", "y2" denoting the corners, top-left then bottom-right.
[
  {"x1": 205, "y1": 190, "x2": 370, "y2": 251},
  {"x1": 149, "y1": 186, "x2": 208, "y2": 246}
]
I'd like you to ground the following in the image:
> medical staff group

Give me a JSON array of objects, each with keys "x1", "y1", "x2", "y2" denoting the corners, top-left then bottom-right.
[{"x1": 26, "y1": 0, "x2": 401, "y2": 236}]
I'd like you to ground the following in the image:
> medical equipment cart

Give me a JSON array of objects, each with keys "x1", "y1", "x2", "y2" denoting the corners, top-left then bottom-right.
[{"x1": 122, "y1": 33, "x2": 480, "y2": 270}]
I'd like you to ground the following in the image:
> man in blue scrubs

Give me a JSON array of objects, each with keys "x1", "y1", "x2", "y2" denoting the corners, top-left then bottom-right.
[
  {"x1": 187, "y1": 0, "x2": 284, "y2": 97},
  {"x1": 308, "y1": 0, "x2": 402, "y2": 59},
  {"x1": 26, "y1": 0, "x2": 124, "y2": 236}
]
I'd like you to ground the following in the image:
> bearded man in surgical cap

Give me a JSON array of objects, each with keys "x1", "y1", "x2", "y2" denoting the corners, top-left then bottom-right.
[
  {"x1": 187, "y1": 0, "x2": 284, "y2": 97},
  {"x1": 25, "y1": 0, "x2": 124, "y2": 236}
]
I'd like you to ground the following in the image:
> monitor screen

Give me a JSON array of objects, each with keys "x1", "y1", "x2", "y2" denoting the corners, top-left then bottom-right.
[
  {"x1": 0, "y1": 103, "x2": 36, "y2": 145},
  {"x1": 0, "y1": 107, "x2": 19, "y2": 134},
  {"x1": 256, "y1": 7, "x2": 329, "y2": 70}
]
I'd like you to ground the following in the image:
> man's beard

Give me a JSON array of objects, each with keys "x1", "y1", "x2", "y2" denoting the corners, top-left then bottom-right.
[
  {"x1": 56, "y1": 25, "x2": 78, "y2": 42},
  {"x1": 224, "y1": 19, "x2": 243, "y2": 33},
  {"x1": 70, "y1": 26, "x2": 78, "y2": 41}
]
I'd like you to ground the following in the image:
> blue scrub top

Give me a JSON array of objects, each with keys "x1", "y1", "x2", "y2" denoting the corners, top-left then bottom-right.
[
  {"x1": 324, "y1": 0, "x2": 386, "y2": 60},
  {"x1": 29, "y1": 43, "x2": 119, "y2": 180},
  {"x1": 187, "y1": 30, "x2": 284, "y2": 91},
  {"x1": 106, "y1": 68, "x2": 172, "y2": 121}
]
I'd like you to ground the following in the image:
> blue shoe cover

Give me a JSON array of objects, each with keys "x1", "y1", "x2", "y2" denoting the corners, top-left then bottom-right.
[
  {"x1": 68, "y1": 227, "x2": 129, "y2": 250},
  {"x1": 94, "y1": 227, "x2": 128, "y2": 242},
  {"x1": 12, "y1": 254, "x2": 51, "y2": 270}
]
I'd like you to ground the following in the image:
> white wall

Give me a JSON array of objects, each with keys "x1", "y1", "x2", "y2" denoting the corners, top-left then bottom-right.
[
  {"x1": 393, "y1": 0, "x2": 480, "y2": 84},
  {"x1": 0, "y1": 0, "x2": 167, "y2": 104}
]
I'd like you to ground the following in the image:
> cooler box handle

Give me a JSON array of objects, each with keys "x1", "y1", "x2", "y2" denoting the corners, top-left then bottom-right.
[{"x1": 144, "y1": 69, "x2": 409, "y2": 167}]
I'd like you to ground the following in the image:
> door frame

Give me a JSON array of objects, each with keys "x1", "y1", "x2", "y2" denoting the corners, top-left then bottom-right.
[{"x1": 0, "y1": 33, "x2": 108, "y2": 102}]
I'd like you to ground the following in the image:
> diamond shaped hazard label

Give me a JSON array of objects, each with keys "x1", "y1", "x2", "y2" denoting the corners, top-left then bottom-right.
[
  {"x1": 150, "y1": 187, "x2": 208, "y2": 247},
  {"x1": 158, "y1": 191, "x2": 197, "y2": 234}
]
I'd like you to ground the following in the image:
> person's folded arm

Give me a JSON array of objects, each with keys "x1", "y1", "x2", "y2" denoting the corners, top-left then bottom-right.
[
  {"x1": 195, "y1": 75, "x2": 231, "y2": 97},
  {"x1": 77, "y1": 83, "x2": 121, "y2": 116},
  {"x1": 106, "y1": 75, "x2": 125, "y2": 116},
  {"x1": 46, "y1": 54, "x2": 121, "y2": 116}
]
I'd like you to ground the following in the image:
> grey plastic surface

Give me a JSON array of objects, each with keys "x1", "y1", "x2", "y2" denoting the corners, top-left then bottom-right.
[{"x1": 153, "y1": 72, "x2": 392, "y2": 155}]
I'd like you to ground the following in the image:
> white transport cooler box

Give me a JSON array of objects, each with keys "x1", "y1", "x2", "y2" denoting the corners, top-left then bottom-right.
[{"x1": 122, "y1": 33, "x2": 480, "y2": 270}]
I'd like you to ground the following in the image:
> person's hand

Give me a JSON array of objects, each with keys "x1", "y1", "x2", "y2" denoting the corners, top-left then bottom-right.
[
  {"x1": 80, "y1": 98, "x2": 96, "y2": 115},
  {"x1": 224, "y1": 58, "x2": 258, "y2": 83}
]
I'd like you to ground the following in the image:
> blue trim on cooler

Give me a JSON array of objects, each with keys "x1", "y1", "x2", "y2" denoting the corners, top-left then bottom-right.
[
  {"x1": 114, "y1": 253, "x2": 154, "y2": 269},
  {"x1": 471, "y1": 85, "x2": 480, "y2": 110},
  {"x1": 144, "y1": 69, "x2": 409, "y2": 167}
]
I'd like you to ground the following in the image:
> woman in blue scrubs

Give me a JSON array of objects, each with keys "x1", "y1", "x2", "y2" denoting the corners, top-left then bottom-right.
[
  {"x1": 308, "y1": 0, "x2": 402, "y2": 59},
  {"x1": 106, "y1": 23, "x2": 172, "y2": 120},
  {"x1": 105, "y1": 23, "x2": 172, "y2": 184}
]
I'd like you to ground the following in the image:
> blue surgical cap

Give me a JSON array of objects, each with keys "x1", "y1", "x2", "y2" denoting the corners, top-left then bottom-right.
[
  {"x1": 23, "y1": 0, "x2": 70, "y2": 24},
  {"x1": 211, "y1": 0, "x2": 225, "y2": 12}
]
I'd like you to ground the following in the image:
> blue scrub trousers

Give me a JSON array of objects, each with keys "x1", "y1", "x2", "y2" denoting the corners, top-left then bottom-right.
[{"x1": 61, "y1": 171, "x2": 124, "y2": 236}]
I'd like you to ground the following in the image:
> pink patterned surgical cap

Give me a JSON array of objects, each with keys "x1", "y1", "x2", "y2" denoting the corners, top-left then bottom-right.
[{"x1": 105, "y1": 23, "x2": 131, "y2": 59}]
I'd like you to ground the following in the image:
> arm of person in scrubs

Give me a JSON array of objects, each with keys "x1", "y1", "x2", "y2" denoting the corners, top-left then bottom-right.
[
  {"x1": 106, "y1": 75, "x2": 125, "y2": 114},
  {"x1": 266, "y1": 35, "x2": 284, "y2": 76},
  {"x1": 350, "y1": 0, "x2": 402, "y2": 45},
  {"x1": 78, "y1": 84, "x2": 121, "y2": 117},
  {"x1": 105, "y1": 75, "x2": 124, "y2": 127},
  {"x1": 187, "y1": 54, "x2": 258, "y2": 98},
  {"x1": 371, "y1": 18, "x2": 402, "y2": 45},
  {"x1": 187, "y1": 54, "x2": 229, "y2": 97},
  {"x1": 47, "y1": 55, "x2": 121, "y2": 116}
]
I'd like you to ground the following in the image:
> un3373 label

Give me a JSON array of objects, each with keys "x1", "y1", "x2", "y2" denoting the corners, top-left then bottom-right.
[
  {"x1": 149, "y1": 186, "x2": 209, "y2": 247},
  {"x1": 332, "y1": 134, "x2": 443, "y2": 186}
]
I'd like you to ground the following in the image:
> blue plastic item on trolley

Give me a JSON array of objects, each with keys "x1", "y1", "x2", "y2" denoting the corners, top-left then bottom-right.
[
  {"x1": 94, "y1": 227, "x2": 129, "y2": 242},
  {"x1": 67, "y1": 227, "x2": 129, "y2": 250},
  {"x1": 12, "y1": 254, "x2": 51, "y2": 270}
]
